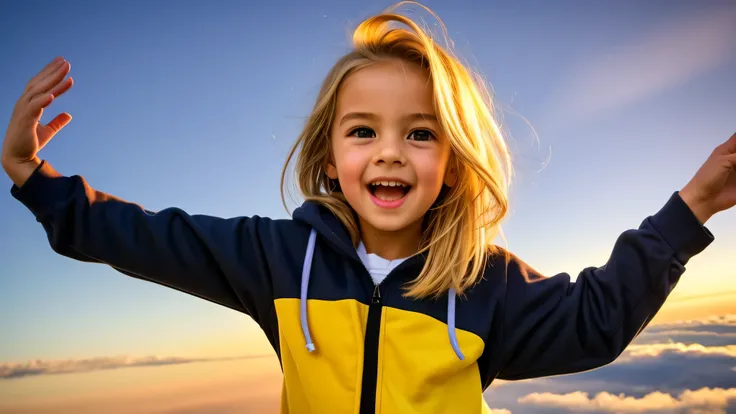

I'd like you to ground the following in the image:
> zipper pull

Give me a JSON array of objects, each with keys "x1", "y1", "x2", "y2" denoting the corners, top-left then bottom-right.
[{"x1": 372, "y1": 284, "x2": 381, "y2": 305}]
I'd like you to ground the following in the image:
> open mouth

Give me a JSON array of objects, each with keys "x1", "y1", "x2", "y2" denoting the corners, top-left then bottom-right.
[{"x1": 367, "y1": 180, "x2": 412, "y2": 202}]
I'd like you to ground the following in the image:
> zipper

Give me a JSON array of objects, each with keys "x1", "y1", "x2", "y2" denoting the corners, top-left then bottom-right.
[
  {"x1": 355, "y1": 253, "x2": 419, "y2": 414},
  {"x1": 359, "y1": 283, "x2": 383, "y2": 413}
]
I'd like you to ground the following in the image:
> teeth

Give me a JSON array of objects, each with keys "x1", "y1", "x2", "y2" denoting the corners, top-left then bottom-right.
[{"x1": 370, "y1": 181, "x2": 408, "y2": 187}]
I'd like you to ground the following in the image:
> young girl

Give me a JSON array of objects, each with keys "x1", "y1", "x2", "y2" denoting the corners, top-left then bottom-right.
[{"x1": 2, "y1": 3, "x2": 734, "y2": 414}]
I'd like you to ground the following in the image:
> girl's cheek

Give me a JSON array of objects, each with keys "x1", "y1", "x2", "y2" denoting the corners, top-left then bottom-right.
[
  {"x1": 336, "y1": 151, "x2": 368, "y2": 193},
  {"x1": 416, "y1": 154, "x2": 447, "y2": 189},
  {"x1": 340, "y1": 151, "x2": 368, "y2": 175}
]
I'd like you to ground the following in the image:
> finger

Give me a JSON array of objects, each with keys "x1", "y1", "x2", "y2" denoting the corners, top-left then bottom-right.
[
  {"x1": 25, "y1": 60, "x2": 70, "y2": 101},
  {"x1": 37, "y1": 113, "x2": 72, "y2": 149},
  {"x1": 726, "y1": 152, "x2": 736, "y2": 168},
  {"x1": 24, "y1": 57, "x2": 65, "y2": 94},
  {"x1": 44, "y1": 112, "x2": 72, "y2": 134},
  {"x1": 24, "y1": 60, "x2": 70, "y2": 103},
  {"x1": 24, "y1": 57, "x2": 65, "y2": 92},
  {"x1": 23, "y1": 93, "x2": 55, "y2": 125},
  {"x1": 725, "y1": 132, "x2": 736, "y2": 153},
  {"x1": 715, "y1": 132, "x2": 736, "y2": 155},
  {"x1": 48, "y1": 76, "x2": 74, "y2": 99}
]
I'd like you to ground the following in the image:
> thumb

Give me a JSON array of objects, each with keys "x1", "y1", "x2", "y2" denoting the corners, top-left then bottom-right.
[
  {"x1": 37, "y1": 112, "x2": 72, "y2": 148},
  {"x1": 715, "y1": 132, "x2": 736, "y2": 155},
  {"x1": 725, "y1": 152, "x2": 736, "y2": 168},
  {"x1": 46, "y1": 112, "x2": 72, "y2": 134}
]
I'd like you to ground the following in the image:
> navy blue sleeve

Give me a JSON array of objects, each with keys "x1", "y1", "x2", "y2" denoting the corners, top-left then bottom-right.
[
  {"x1": 10, "y1": 160, "x2": 283, "y2": 325},
  {"x1": 497, "y1": 192, "x2": 714, "y2": 380}
]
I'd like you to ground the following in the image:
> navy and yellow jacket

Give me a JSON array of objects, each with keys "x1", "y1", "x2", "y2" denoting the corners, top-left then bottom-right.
[{"x1": 11, "y1": 161, "x2": 714, "y2": 413}]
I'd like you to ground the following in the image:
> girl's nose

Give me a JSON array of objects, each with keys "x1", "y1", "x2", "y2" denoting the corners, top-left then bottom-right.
[{"x1": 374, "y1": 136, "x2": 406, "y2": 166}]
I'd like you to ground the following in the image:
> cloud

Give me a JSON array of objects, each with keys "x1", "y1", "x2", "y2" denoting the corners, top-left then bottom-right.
[
  {"x1": 636, "y1": 315, "x2": 736, "y2": 347},
  {"x1": 0, "y1": 357, "x2": 283, "y2": 414},
  {"x1": 544, "y1": 340, "x2": 736, "y2": 394},
  {"x1": 0, "y1": 354, "x2": 271, "y2": 379},
  {"x1": 648, "y1": 314, "x2": 736, "y2": 330},
  {"x1": 490, "y1": 409, "x2": 512, "y2": 414},
  {"x1": 485, "y1": 313, "x2": 736, "y2": 412},
  {"x1": 517, "y1": 387, "x2": 736, "y2": 413},
  {"x1": 635, "y1": 330, "x2": 736, "y2": 347},
  {"x1": 544, "y1": 5, "x2": 736, "y2": 128},
  {"x1": 619, "y1": 343, "x2": 736, "y2": 361}
]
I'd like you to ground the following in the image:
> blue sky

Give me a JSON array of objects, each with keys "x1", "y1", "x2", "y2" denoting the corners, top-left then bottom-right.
[{"x1": 1, "y1": 0, "x2": 735, "y2": 368}]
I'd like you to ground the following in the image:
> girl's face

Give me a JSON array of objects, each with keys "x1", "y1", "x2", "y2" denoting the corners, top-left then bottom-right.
[{"x1": 327, "y1": 59, "x2": 455, "y2": 240}]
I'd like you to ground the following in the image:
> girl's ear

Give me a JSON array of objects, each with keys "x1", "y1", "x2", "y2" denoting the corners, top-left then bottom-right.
[
  {"x1": 443, "y1": 158, "x2": 458, "y2": 187},
  {"x1": 326, "y1": 163, "x2": 338, "y2": 180},
  {"x1": 325, "y1": 143, "x2": 339, "y2": 179}
]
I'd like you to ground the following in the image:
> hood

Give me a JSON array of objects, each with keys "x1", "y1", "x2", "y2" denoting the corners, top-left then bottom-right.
[
  {"x1": 290, "y1": 200, "x2": 465, "y2": 360},
  {"x1": 292, "y1": 201, "x2": 361, "y2": 262}
]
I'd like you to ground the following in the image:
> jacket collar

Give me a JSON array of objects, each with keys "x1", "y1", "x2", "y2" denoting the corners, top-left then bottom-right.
[{"x1": 291, "y1": 200, "x2": 426, "y2": 277}]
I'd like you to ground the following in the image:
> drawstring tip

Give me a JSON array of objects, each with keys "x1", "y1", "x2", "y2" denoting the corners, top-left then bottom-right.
[
  {"x1": 450, "y1": 333, "x2": 465, "y2": 360},
  {"x1": 301, "y1": 229, "x2": 318, "y2": 355},
  {"x1": 448, "y1": 287, "x2": 465, "y2": 360}
]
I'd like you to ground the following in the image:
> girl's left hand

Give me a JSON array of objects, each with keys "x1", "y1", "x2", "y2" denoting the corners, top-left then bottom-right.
[{"x1": 679, "y1": 132, "x2": 736, "y2": 224}]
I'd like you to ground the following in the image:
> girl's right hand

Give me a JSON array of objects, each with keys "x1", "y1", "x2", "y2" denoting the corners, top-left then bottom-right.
[{"x1": 2, "y1": 57, "x2": 74, "y2": 187}]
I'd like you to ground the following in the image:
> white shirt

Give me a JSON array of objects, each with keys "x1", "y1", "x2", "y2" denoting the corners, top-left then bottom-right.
[{"x1": 356, "y1": 241, "x2": 409, "y2": 285}]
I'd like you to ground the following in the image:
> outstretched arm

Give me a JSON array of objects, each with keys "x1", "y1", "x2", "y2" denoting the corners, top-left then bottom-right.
[
  {"x1": 2, "y1": 57, "x2": 283, "y2": 324},
  {"x1": 10, "y1": 161, "x2": 281, "y2": 321},
  {"x1": 497, "y1": 132, "x2": 735, "y2": 380}
]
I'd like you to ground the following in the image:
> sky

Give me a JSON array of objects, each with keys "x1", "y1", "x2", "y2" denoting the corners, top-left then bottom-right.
[{"x1": 1, "y1": 0, "x2": 735, "y2": 413}]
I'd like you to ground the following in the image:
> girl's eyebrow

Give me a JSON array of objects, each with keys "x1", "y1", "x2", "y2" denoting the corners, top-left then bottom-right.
[
  {"x1": 339, "y1": 112, "x2": 438, "y2": 126},
  {"x1": 406, "y1": 113, "x2": 439, "y2": 123},
  {"x1": 339, "y1": 112, "x2": 378, "y2": 126}
]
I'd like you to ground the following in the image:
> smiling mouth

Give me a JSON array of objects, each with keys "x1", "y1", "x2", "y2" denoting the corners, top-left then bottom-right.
[{"x1": 367, "y1": 181, "x2": 412, "y2": 201}]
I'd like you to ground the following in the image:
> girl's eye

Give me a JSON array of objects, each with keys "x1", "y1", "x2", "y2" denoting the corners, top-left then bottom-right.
[
  {"x1": 348, "y1": 127, "x2": 376, "y2": 138},
  {"x1": 408, "y1": 129, "x2": 435, "y2": 141}
]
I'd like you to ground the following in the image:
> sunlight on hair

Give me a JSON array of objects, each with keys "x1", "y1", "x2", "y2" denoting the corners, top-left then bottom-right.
[{"x1": 281, "y1": 1, "x2": 513, "y2": 299}]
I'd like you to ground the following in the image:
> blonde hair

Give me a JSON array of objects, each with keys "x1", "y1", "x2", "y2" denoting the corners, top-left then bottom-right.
[{"x1": 281, "y1": 1, "x2": 512, "y2": 299}]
